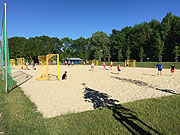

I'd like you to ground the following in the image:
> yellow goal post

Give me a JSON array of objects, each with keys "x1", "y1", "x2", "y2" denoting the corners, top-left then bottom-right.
[
  {"x1": 37, "y1": 54, "x2": 59, "y2": 80},
  {"x1": 125, "y1": 59, "x2": 136, "y2": 67},
  {"x1": 17, "y1": 58, "x2": 25, "y2": 69},
  {"x1": 92, "y1": 60, "x2": 98, "y2": 66},
  {"x1": 10, "y1": 59, "x2": 15, "y2": 66}
]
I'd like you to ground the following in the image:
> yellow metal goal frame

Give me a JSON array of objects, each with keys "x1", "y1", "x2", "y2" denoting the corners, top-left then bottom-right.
[
  {"x1": 37, "y1": 54, "x2": 59, "y2": 80},
  {"x1": 92, "y1": 60, "x2": 98, "y2": 66},
  {"x1": 17, "y1": 58, "x2": 25, "y2": 69},
  {"x1": 10, "y1": 59, "x2": 15, "y2": 66},
  {"x1": 125, "y1": 59, "x2": 136, "y2": 67}
]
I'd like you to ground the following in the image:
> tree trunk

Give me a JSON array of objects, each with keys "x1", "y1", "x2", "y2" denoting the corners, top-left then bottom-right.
[
  {"x1": 158, "y1": 56, "x2": 162, "y2": 62},
  {"x1": 175, "y1": 57, "x2": 178, "y2": 62},
  {"x1": 140, "y1": 57, "x2": 143, "y2": 62},
  {"x1": 108, "y1": 57, "x2": 110, "y2": 62},
  {"x1": 99, "y1": 57, "x2": 101, "y2": 62}
]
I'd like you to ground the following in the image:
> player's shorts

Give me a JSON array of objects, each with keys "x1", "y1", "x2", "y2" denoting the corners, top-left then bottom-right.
[
  {"x1": 110, "y1": 65, "x2": 112, "y2": 68},
  {"x1": 171, "y1": 69, "x2": 175, "y2": 72},
  {"x1": 104, "y1": 65, "x2": 106, "y2": 68},
  {"x1": 118, "y1": 69, "x2": 121, "y2": 72},
  {"x1": 91, "y1": 65, "x2": 94, "y2": 68},
  {"x1": 158, "y1": 69, "x2": 162, "y2": 71}
]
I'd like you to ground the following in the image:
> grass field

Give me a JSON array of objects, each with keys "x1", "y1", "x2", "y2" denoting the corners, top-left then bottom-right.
[
  {"x1": 0, "y1": 74, "x2": 180, "y2": 135},
  {"x1": 88, "y1": 61, "x2": 180, "y2": 69}
]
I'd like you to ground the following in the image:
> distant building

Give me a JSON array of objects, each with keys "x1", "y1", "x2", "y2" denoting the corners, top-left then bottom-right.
[{"x1": 66, "y1": 58, "x2": 82, "y2": 64}]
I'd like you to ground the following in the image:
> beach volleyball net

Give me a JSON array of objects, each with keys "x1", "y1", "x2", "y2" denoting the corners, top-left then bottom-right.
[{"x1": 37, "y1": 54, "x2": 59, "y2": 80}]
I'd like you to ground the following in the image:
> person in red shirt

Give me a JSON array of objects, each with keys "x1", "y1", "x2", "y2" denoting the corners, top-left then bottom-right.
[
  {"x1": 25, "y1": 62, "x2": 29, "y2": 70},
  {"x1": 103, "y1": 62, "x2": 106, "y2": 69},
  {"x1": 110, "y1": 61, "x2": 113, "y2": 70},
  {"x1": 117, "y1": 64, "x2": 121, "y2": 74},
  {"x1": 170, "y1": 64, "x2": 175, "y2": 76}
]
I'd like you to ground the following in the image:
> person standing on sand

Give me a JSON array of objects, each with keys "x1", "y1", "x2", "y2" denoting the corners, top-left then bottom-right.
[
  {"x1": 103, "y1": 62, "x2": 106, "y2": 69},
  {"x1": 91, "y1": 62, "x2": 95, "y2": 71},
  {"x1": 117, "y1": 63, "x2": 121, "y2": 74},
  {"x1": 156, "y1": 61, "x2": 162, "y2": 75},
  {"x1": 110, "y1": 61, "x2": 113, "y2": 70},
  {"x1": 126, "y1": 60, "x2": 129, "y2": 67},
  {"x1": 65, "y1": 61, "x2": 67, "y2": 65},
  {"x1": 25, "y1": 61, "x2": 29, "y2": 70},
  {"x1": 32, "y1": 60, "x2": 36, "y2": 70},
  {"x1": 170, "y1": 64, "x2": 175, "y2": 76},
  {"x1": 68, "y1": 61, "x2": 70, "y2": 67}
]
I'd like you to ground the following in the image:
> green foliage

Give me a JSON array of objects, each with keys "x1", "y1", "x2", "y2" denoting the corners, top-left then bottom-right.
[
  {"x1": 155, "y1": 32, "x2": 164, "y2": 58},
  {"x1": 8, "y1": 37, "x2": 26, "y2": 58},
  {"x1": 89, "y1": 31, "x2": 110, "y2": 61},
  {"x1": 173, "y1": 46, "x2": 180, "y2": 57},
  {"x1": 8, "y1": 36, "x2": 62, "y2": 62},
  {"x1": 118, "y1": 49, "x2": 123, "y2": 60},
  {"x1": 139, "y1": 46, "x2": 145, "y2": 58},
  {"x1": 125, "y1": 46, "x2": 131, "y2": 59},
  {"x1": 70, "y1": 37, "x2": 89, "y2": 61}
]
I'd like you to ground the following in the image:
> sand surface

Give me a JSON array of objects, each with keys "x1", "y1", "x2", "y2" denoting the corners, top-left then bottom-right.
[{"x1": 11, "y1": 65, "x2": 180, "y2": 118}]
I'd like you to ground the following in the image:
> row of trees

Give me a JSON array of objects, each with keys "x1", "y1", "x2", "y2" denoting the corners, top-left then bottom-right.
[{"x1": 8, "y1": 12, "x2": 180, "y2": 62}]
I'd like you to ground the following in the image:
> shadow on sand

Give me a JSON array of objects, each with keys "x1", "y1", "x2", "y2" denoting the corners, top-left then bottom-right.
[
  {"x1": 111, "y1": 76, "x2": 178, "y2": 95},
  {"x1": 83, "y1": 87, "x2": 118, "y2": 109},
  {"x1": 83, "y1": 87, "x2": 162, "y2": 135},
  {"x1": 111, "y1": 72, "x2": 119, "y2": 75},
  {"x1": 142, "y1": 73, "x2": 156, "y2": 77},
  {"x1": 10, "y1": 71, "x2": 33, "y2": 92}
]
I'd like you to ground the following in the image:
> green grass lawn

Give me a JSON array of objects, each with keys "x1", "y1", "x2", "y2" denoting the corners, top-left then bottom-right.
[{"x1": 0, "y1": 74, "x2": 180, "y2": 135}]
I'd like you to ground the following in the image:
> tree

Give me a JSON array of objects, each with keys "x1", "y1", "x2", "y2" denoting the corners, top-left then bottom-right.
[
  {"x1": 110, "y1": 27, "x2": 132, "y2": 61},
  {"x1": 173, "y1": 45, "x2": 180, "y2": 62},
  {"x1": 127, "y1": 23, "x2": 149, "y2": 60},
  {"x1": 125, "y1": 46, "x2": 131, "y2": 60},
  {"x1": 161, "y1": 12, "x2": 175, "y2": 61},
  {"x1": 89, "y1": 31, "x2": 110, "y2": 61},
  {"x1": 117, "y1": 49, "x2": 123, "y2": 61},
  {"x1": 139, "y1": 46, "x2": 146, "y2": 62},
  {"x1": 70, "y1": 37, "x2": 89, "y2": 61},
  {"x1": 155, "y1": 32, "x2": 164, "y2": 62},
  {"x1": 8, "y1": 37, "x2": 26, "y2": 58},
  {"x1": 61, "y1": 37, "x2": 73, "y2": 59}
]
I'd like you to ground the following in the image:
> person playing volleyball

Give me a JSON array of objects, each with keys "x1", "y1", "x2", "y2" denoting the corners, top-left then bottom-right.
[
  {"x1": 117, "y1": 63, "x2": 121, "y2": 74},
  {"x1": 110, "y1": 61, "x2": 113, "y2": 70},
  {"x1": 91, "y1": 62, "x2": 95, "y2": 71},
  {"x1": 170, "y1": 64, "x2": 175, "y2": 76},
  {"x1": 156, "y1": 61, "x2": 162, "y2": 75},
  {"x1": 103, "y1": 62, "x2": 106, "y2": 69}
]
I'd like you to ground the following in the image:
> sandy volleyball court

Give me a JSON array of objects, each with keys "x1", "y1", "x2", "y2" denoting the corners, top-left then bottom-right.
[{"x1": 11, "y1": 65, "x2": 180, "y2": 118}]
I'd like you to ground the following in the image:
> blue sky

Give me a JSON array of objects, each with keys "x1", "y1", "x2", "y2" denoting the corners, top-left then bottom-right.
[{"x1": 0, "y1": 0, "x2": 180, "y2": 40}]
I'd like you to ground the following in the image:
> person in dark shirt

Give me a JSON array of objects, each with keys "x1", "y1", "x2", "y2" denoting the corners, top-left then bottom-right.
[
  {"x1": 171, "y1": 64, "x2": 175, "y2": 75},
  {"x1": 62, "y1": 71, "x2": 67, "y2": 80}
]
